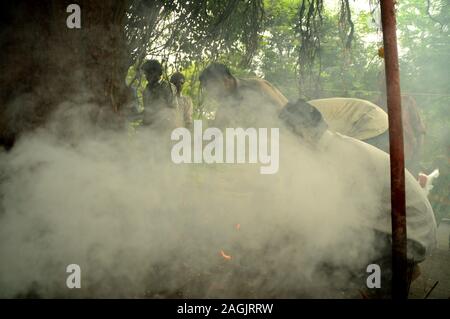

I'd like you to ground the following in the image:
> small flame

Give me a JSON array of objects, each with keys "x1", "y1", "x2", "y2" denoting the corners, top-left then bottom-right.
[{"x1": 220, "y1": 250, "x2": 232, "y2": 260}]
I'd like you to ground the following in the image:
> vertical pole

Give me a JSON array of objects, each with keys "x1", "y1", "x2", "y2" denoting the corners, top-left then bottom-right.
[{"x1": 379, "y1": 0, "x2": 408, "y2": 299}]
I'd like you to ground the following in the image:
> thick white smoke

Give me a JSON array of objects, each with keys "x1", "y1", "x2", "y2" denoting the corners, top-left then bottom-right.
[{"x1": 0, "y1": 100, "x2": 387, "y2": 298}]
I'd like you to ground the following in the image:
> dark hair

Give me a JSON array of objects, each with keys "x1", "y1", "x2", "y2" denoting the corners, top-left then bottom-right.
[
  {"x1": 199, "y1": 63, "x2": 233, "y2": 85},
  {"x1": 279, "y1": 99, "x2": 328, "y2": 141},
  {"x1": 281, "y1": 99, "x2": 324, "y2": 124},
  {"x1": 170, "y1": 72, "x2": 185, "y2": 85},
  {"x1": 142, "y1": 59, "x2": 162, "y2": 75}
]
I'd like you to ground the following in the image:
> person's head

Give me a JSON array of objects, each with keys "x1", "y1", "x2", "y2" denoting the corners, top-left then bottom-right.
[
  {"x1": 142, "y1": 60, "x2": 163, "y2": 86},
  {"x1": 279, "y1": 99, "x2": 328, "y2": 144},
  {"x1": 170, "y1": 72, "x2": 185, "y2": 95},
  {"x1": 199, "y1": 63, "x2": 237, "y2": 99}
]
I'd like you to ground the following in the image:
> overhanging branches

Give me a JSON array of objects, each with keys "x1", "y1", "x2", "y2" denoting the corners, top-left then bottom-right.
[
  {"x1": 125, "y1": 0, "x2": 264, "y2": 71},
  {"x1": 295, "y1": 0, "x2": 356, "y2": 97}
]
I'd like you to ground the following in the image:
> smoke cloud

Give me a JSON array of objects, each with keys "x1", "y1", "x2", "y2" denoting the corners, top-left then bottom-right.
[{"x1": 0, "y1": 98, "x2": 390, "y2": 298}]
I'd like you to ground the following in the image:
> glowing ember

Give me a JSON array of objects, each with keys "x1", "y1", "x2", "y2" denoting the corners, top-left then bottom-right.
[{"x1": 220, "y1": 250, "x2": 232, "y2": 260}]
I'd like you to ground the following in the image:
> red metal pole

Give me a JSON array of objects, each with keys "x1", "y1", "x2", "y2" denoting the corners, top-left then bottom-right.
[{"x1": 379, "y1": 0, "x2": 408, "y2": 299}]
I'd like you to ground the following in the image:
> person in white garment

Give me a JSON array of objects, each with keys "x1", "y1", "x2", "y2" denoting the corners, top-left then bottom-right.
[
  {"x1": 307, "y1": 97, "x2": 389, "y2": 141},
  {"x1": 308, "y1": 97, "x2": 426, "y2": 177},
  {"x1": 279, "y1": 99, "x2": 437, "y2": 297}
]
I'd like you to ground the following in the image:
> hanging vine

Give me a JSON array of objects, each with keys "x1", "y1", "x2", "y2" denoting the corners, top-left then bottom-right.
[
  {"x1": 295, "y1": 0, "x2": 357, "y2": 98},
  {"x1": 338, "y1": 0, "x2": 354, "y2": 49},
  {"x1": 337, "y1": 0, "x2": 355, "y2": 95},
  {"x1": 295, "y1": 0, "x2": 324, "y2": 98}
]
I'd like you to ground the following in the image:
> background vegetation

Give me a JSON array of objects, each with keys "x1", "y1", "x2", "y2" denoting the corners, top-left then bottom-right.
[
  {"x1": 1, "y1": 0, "x2": 448, "y2": 220},
  {"x1": 126, "y1": 0, "x2": 449, "y2": 221}
]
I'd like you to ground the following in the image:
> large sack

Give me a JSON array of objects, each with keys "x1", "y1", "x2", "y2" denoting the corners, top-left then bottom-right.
[{"x1": 308, "y1": 98, "x2": 388, "y2": 140}]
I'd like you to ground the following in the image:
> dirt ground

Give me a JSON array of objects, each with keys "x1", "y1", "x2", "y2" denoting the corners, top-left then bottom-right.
[{"x1": 409, "y1": 221, "x2": 450, "y2": 299}]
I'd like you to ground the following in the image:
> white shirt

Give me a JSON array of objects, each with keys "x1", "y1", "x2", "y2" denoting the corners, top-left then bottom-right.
[{"x1": 318, "y1": 130, "x2": 437, "y2": 261}]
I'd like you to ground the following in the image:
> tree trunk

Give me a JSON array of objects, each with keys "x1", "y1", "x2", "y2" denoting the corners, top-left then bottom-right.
[{"x1": 0, "y1": 0, "x2": 131, "y2": 149}]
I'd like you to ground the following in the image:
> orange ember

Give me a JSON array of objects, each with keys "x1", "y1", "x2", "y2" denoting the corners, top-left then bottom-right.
[{"x1": 220, "y1": 250, "x2": 232, "y2": 260}]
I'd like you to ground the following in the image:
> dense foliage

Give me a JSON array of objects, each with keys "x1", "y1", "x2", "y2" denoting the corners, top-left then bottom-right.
[{"x1": 125, "y1": 0, "x2": 449, "y2": 220}]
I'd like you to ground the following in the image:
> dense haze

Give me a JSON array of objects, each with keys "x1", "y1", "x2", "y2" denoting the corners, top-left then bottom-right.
[
  {"x1": 0, "y1": 97, "x2": 391, "y2": 298},
  {"x1": 0, "y1": 0, "x2": 447, "y2": 299}
]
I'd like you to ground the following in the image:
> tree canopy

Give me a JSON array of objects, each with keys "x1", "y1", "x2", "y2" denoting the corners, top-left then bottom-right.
[{"x1": 0, "y1": 0, "x2": 448, "y2": 218}]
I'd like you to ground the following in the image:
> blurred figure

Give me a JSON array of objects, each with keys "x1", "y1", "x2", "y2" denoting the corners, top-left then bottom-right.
[
  {"x1": 373, "y1": 69, "x2": 426, "y2": 177},
  {"x1": 170, "y1": 72, "x2": 193, "y2": 129},
  {"x1": 280, "y1": 99, "x2": 437, "y2": 297},
  {"x1": 199, "y1": 63, "x2": 288, "y2": 127},
  {"x1": 141, "y1": 60, "x2": 181, "y2": 131}
]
